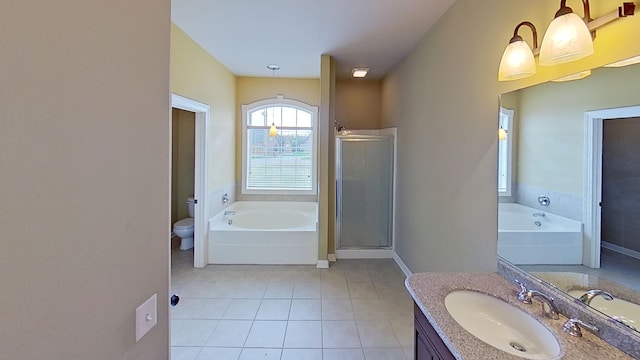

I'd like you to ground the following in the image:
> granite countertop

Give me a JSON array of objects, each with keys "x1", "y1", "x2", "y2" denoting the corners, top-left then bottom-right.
[{"x1": 406, "y1": 272, "x2": 635, "y2": 360}]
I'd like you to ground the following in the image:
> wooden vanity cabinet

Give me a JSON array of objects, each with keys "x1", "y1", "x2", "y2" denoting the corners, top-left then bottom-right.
[{"x1": 414, "y1": 303, "x2": 456, "y2": 360}]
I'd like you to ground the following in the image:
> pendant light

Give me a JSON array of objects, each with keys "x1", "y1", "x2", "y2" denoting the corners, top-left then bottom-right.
[
  {"x1": 539, "y1": 0, "x2": 594, "y2": 66},
  {"x1": 267, "y1": 64, "x2": 279, "y2": 138},
  {"x1": 498, "y1": 128, "x2": 508, "y2": 140}
]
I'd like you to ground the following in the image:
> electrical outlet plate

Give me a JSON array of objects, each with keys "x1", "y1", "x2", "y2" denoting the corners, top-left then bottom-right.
[{"x1": 135, "y1": 293, "x2": 157, "y2": 342}]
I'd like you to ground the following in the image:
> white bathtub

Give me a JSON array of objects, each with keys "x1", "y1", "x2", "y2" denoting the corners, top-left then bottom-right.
[
  {"x1": 498, "y1": 203, "x2": 583, "y2": 265},
  {"x1": 208, "y1": 201, "x2": 318, "y2": 265}
]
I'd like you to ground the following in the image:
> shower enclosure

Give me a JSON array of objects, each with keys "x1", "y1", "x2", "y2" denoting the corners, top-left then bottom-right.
[{"x1": 336, "y1": 130, "x2": 395, "y2": 251}]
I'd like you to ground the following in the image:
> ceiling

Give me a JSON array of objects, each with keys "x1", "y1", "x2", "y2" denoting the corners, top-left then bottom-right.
[{"x1": 171, "y1": 0, "x2": 457, "y2": 79}]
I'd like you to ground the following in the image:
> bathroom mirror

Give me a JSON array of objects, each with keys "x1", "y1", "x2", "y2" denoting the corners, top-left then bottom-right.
[{"x1": 498, "y1": 59, "x2": 640, "y2": 333}]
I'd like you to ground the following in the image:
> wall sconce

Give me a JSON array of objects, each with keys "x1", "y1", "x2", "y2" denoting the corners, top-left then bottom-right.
[
  {"x1": 498, "y1": 21, "x2": 538, "y2": 81},
  {"x1": 498, "y1": 1, "x2": 635, "y2": 81},
  {"x1": 539, "y1": 0, "x2": 594, "y2": 66}
]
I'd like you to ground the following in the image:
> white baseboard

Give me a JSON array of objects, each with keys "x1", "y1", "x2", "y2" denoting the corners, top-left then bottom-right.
[
  {"x1": 316, "y1": 260, "x2": 330, "y2": 269},
  {"x1": 328, "y1": 254, "x2": 337, "y2": 262},
  {"x1": 602, "y1": 241, "x2": 640, "y2": 260},
  {"x1": 393, "y1": 251, "x2": 412, "y2": 277},
  {"x1": 335, "y1": 249, "x2": 394, "y2": 259},
  {"x1": 330, "y1": 249, "x2": 413, "y2": 278}
]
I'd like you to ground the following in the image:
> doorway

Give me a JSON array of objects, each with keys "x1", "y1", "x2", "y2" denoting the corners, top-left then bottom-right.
[
  {"x1": 584, "y1": 105, "x2": 640, "y2": 268},
  {"x1": 601, "y1": 117, "x2": 640, "y2": 259},
  {"x1": 171, "y1": 94, "x2": 210, "y2": 268},
  {"x1": 171, "y1": 108, "x2": 195, "y2": 250}
]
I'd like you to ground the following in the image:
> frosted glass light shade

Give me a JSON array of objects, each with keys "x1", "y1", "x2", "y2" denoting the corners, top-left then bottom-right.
[
  {"x1": 498, "y1": 40, "x2": 536, "y2": 81},
  {"x1": 269, "y1": 123, "x2": 277, "y2": 137},
  {"x1": 539, "y1": 12, "x2": 593, "y2": 66}
]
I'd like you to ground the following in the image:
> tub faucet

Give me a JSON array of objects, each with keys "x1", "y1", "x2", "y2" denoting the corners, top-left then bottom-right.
[
  {"x1": 533, "y1": 212, "x2": 546, "y2": 218},
  {"x1": 577, "y1": 289, "x2": 614, "y2": 305},
  {"x1": 224, "y1": 210, "x2": 236, "y2": 216},
  {"x1": 515, "y1": 279, "x2": 560, "y2": 320}
]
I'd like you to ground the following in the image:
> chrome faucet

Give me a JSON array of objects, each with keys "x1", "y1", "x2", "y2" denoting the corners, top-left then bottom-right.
[
  {"x1": 515, "y1": 279, "x2": 560, "y2": 320},
  {"x1": 563, "y1": 318, "x2": 599, "y2": 337},
  {"x1": 532, "y1": 212, "x2": 546, "y2": 218},
  {"x1": 577, "y1": 289, "x2": 614, "y2": 305},
  {"x1": 224, "y1": 210, "x2": 236, "y2": 216}
]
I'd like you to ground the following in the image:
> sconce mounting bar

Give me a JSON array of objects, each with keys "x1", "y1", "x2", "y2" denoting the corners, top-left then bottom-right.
[{"x1": 587, "y1": 2, "x2": 635, "y2": 31}]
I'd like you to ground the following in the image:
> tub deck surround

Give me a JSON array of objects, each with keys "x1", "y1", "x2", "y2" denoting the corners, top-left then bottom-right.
[
  {"x1": 405, "y1": 273, "x2": 634, "y2": 359},
  {"x1": 498, "y1": 203, "x2": 583, "y2": 265},
  {"x1": 209, "y1": 201, "x2": 319, "y2": 266}
]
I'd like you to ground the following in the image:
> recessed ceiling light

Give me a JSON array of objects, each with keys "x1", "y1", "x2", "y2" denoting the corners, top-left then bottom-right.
[
  {"x1": 351, "y1": 68, "x2": 370, "y2": 78},
  {"x1": 604, "y1": 55, "x2": 640, "y2": 68}
]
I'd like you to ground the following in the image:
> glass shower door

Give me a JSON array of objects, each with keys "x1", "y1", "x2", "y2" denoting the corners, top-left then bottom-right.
[{"x1": 336, "y1": 135, "x2": 394, "y2": 249}]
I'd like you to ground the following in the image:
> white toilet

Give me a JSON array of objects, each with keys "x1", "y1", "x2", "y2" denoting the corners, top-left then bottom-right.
[{"x1": 173, "y1": 197, "x2": 195, "y2": 250}]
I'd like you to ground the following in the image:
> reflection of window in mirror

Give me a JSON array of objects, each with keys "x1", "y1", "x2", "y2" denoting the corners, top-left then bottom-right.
[{"x1": 498, "y1": 107, "x2": 514, "y2": 196}]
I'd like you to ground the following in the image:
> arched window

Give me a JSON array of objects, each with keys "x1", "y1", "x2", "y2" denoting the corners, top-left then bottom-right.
[{"x1": 241, "y1": 98, "x2": 318, "y2": 195}]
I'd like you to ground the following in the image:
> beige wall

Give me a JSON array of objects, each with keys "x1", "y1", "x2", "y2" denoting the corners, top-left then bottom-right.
[
  {"x1": 171, "y1": 24, "x2": 236, "y2": 193},
  {"x1": 171, "y1": 108, "x2": 196, "y2": 224},
  {"x1": 235, "y1": 77, "x2": 320, "y2": 182},
  {"x1": 0, "y1": 1, "x2": 171, "y2": 359},
  {"x1": 515, "y1": 63, "x2": 640, "y2": 195},
  {"x1": 380, "y1": 0, "x2": 640, "y2": 273},
  {"x1": 335, "y1": 79, "x2": 382, "y2": 129}
]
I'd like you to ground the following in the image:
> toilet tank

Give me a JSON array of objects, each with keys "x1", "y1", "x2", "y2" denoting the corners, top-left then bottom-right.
[{"x1": 187, "y1": 197, "x2": 195, "y2": 217}]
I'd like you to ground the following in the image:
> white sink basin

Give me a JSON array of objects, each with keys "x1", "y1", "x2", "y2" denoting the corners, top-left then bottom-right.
[
  {"x1": 567, "y1": 289, "x2": 639, "y2": 330},
  {"x1": 445, "y1": 290, "x2": 562, "y2": 359}
]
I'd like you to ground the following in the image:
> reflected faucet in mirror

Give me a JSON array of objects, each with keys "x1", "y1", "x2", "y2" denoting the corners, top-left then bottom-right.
[{"x1": 577, "y1": 289, "x2": 614, "y2": 305}]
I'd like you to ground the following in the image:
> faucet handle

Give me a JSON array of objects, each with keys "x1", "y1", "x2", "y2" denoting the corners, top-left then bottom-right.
[
  {"x1": 515, "y1": 279, "x2": 532, "y2": 303},
  {"x1": 563, "y1": 318, "x2": 599, "y2": 337}
]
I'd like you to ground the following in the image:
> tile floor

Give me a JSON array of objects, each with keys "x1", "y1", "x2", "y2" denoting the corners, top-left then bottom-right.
[{"x1": 170, "y1": 249, "x2": 415, "y2": 360}]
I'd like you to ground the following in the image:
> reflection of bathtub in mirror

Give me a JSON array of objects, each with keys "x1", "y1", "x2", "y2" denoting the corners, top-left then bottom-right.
[
  {"x1": 566, "y1": 289, "x2": 639, "y2": 330},
  {"x1": 498, "y1": 203, "x2": 583, "y2": 265},
  {"x1": 532, "y1": 271, "x2": 640, "y2": 333}
]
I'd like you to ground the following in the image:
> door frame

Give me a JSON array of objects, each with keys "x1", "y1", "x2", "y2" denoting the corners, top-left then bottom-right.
[
  {"x1": 583, "y1": 105, "x2": 640, "y2": 268},
  {"x1": 172, "y1": 94, "x2": 210, "y2": 268}
]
